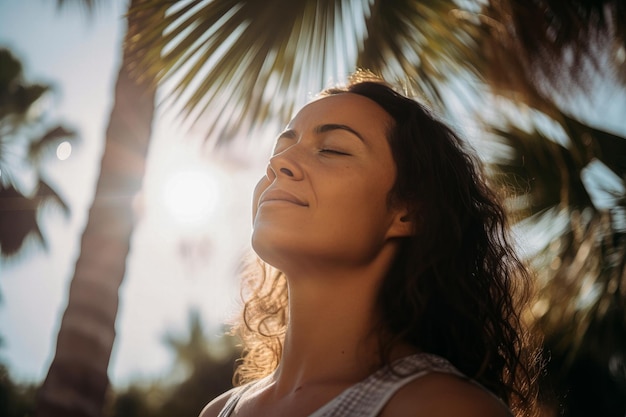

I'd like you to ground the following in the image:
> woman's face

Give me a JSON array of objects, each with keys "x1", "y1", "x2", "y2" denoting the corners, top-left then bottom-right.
[{"x1": 252, "y1": 93, "x2": 409, "y2": 271}]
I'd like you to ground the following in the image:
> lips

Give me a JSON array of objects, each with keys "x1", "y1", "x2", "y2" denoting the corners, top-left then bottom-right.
[{"x1": 259, "y1": 189, "x2": 308, "y2": 207}]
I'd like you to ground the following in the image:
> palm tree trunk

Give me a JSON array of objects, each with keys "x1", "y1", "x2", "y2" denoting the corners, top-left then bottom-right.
[{"x1": 35, "y1": 1, "x2": 159, "y2": 416}]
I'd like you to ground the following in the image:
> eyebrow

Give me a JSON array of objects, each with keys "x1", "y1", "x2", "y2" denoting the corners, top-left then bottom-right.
[
  {"x1": 277, "y1": 124, "x2": 365, "y2": 142},
  {"x1": 315, "y1": 124, "x2": 365, "y2": 142}
]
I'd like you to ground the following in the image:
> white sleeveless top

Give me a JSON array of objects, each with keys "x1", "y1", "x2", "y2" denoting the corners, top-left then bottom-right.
[{"x1": 216, "y1": 352, "x2": 511, "y2": 417}]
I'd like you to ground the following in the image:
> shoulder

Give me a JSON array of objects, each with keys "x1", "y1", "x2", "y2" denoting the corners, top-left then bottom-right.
[
  {"x1": 198, "y1": 388, "x2": 237, "y2": 417},
  {"x1": 380, "y1": 372, "x2": 511, "y2": 417}
]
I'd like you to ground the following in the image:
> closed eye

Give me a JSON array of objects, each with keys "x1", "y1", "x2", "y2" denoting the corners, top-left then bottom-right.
[{"x1": 320, "y1": 148, "x2": 350, "y2": 156}]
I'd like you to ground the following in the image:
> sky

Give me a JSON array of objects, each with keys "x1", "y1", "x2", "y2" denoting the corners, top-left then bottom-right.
[{"x1": 0, "y1": 0, "x2": 272, "y2": 385}]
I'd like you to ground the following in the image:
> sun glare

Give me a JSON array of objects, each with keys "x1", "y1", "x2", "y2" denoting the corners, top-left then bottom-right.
[{"x1": 161, "y1": 169, "x2": 219, "y2": 226}]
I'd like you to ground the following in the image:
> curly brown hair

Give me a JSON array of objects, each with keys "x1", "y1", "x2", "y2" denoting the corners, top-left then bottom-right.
[{"x1": 234, "y1": 74, "x2": 541, "y2": 416}]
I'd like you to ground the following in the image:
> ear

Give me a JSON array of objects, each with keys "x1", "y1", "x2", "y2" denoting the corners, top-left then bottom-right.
[{"x1": 386, "y1": 207, "x2": 415, "y2": 239}]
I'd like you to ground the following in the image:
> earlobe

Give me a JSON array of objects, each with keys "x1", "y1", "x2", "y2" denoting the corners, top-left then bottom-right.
[{"x1": 387, "y1": 210, "x2": 415, "y2": 238}]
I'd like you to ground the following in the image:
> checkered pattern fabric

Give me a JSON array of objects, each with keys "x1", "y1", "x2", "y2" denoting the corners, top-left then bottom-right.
[
  {"x1": 217, "y1": 353, "x2": 507, "y2": 416},
  {"x1": 310, "y1": 353, "x2": 465, "y2": 417}
]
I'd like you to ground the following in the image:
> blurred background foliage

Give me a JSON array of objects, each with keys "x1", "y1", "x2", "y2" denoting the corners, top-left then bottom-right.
[
  {"x1": 0, "y1": 0, "x2": 624, "y2": 416},
  {"x1": 0, "y1": 48, "x2": 75, "y2": 258},
  {"x1": 1, "y1": 310, "x2": 239, "y2": 417},
  {"x1": 103, "y1": 310, "x2": 239, "y2": 417}
]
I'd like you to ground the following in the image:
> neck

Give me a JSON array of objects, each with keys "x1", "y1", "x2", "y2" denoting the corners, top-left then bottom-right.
[{"x1": 270, "y1": 244, "x2": 402, "y2": 395}]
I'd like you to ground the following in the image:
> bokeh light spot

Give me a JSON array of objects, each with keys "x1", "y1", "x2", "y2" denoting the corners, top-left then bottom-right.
[{"x1": 56, "y1": 141, "x2": 72, "y2": 160}]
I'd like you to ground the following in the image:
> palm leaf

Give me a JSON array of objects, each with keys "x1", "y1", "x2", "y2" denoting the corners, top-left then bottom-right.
[
  {"x1": 490, "y1": 122, "x2": 593, "y2": 220},
  {"x1": 357, "y1": 0, "x2": 482, "y2": 109},
  {"x1": 131, "y1": 0, "x2": 343, "y2": 142},
  {"x1": 35, "y1": 179, "x2": 70, "y2": 214},
  {"x1": 487, "y1": 97, "x2": 626, "y2": 391},
  {"x1": 488, "y1": 96, "x2": 626, "y2": 216},
  {"x1": 129, "y1": 0, "x2": 484, "y2": 143},
  {"x1": 532, "y1": 211, "x2": 625, "y2": 365},
  {"x1": 0, "y1": 184, "x2": 43, "y2": 256},
  {"x1": 0, "y1": 177, "x2": 69, "y2": 257},
  {"x1": 0, "y1": 49, "x2": 50, "y2": 121},
  {"x1": 561, "y1": 115, "x2": 626, "y2": 179},
  {"x1": 479, "y1": 0, "x2": 626, "y2": 98}
]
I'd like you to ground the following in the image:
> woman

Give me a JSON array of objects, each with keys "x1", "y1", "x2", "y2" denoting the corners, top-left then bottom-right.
[{"x1": 200, "y1": 73, "x2": 540, "y2": 417}]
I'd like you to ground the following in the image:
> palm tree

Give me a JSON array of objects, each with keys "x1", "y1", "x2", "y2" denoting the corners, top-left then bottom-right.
[
  {"x1": 35, "y1": 1, "x2": 166, "y2": 416},
  {"x1": 0, "y1": 48, "x2": 75, "y2": 258},
  {"x1": 37, "y1": 0, "x2": 625, "y2": 415}
]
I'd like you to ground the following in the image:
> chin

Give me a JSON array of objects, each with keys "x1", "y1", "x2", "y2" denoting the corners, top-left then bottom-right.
[{"x1": 251, "y1": 230, "x2": 291, "y2": 267}]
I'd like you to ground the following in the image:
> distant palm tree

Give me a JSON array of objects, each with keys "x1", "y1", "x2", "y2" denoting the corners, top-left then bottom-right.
[
  {"x1": 0, "y1": 48, "x2": 75, "y2": 258},
  {"x1": 37, "y1": 0, "x2": 626, "y2": 416}
]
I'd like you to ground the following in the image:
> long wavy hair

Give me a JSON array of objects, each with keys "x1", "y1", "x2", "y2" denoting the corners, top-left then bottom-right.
[{"x1": 234, "y1": 73, "x2": 541, "y2": 416}]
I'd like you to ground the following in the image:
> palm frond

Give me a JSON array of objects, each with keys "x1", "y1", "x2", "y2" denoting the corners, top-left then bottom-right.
[
  {"x1": 487, "y1": 96, "x2": 626, "y2": 218},
  {"x1": 480, "y1": 0, "x2": 626, "y2": 97},
  {"x1": 358, "y1": 0, "x2": 482, "y2": 109},
  {"x1": 130, "y1": 0, "x2": 484, "y2": 144},
  {"x1": 0, "y1": 49, "x2": 50, "y2": 120},
  {"x1": 562, "y1": 115, "x2": 626, "y2": 179},
  {"x1": 490, "y1": 121, "x2": 593, "y2": 220},
  {"x1": 0, "y1": 47, "x2": 23, "y2": 86},
  {"x1": 532, "y1": 211, "x2": 625, "y2": 367},
  {"x1": 35, "y1": 179, "x2": 70, "y2": 215},
  {"x1": 486, "y1": 95, "x2": 626, "y2": 391},
  {"x1": 0, "y1": 184, "x2": 44, "y2": 257},
  {"x1": 132, "y1": 0, "x2": 349, "y2": 143}
]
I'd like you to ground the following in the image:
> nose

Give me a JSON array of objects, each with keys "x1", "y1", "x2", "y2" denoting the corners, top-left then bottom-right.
[{"x1": 267, "y1": 148, "x2": 304, "y2": 181}]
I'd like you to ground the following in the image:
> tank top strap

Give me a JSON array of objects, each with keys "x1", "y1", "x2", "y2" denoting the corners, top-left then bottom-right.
[
  {"x1": 215, "y1": 386, "x2": 245, "y2": 417},
  {"x1": 216, "y1": 376, "x2": 272, "y2": 417},
  {"x1": 310, "y1": 352, "x2": 477, "y2": 417}
]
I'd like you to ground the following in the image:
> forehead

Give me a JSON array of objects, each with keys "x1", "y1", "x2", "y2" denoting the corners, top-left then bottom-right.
[{"x1": 288, "y1": 93, "x2": 393, "y2": 137}]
